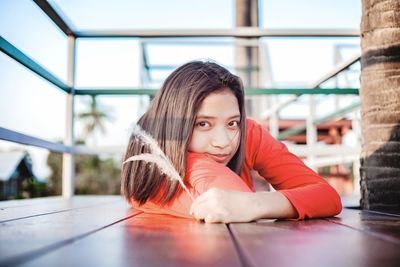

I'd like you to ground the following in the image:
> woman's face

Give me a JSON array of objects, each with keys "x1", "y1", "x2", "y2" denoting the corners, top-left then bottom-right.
[{"x1": 188, "y1": 88, "x2": 241, "y2": 165}]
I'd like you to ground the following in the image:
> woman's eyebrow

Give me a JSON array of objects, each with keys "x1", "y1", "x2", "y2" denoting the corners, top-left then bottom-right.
[
  {"x1": 196, "y1": 115, "x2": 240, "y2": 119},
  {"x1": 196, "y1": 115, "x2": 214, "y2": 119}
]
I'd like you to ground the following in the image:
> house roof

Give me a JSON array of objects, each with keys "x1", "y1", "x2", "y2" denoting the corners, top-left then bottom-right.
[{"x1": 0, "y1": 151, "x2": 31, "y2": 181}]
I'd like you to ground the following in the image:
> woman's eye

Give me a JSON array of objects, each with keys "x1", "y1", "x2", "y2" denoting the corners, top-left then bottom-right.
[
  {"x1": 228, "y1": 120, "x2": 240, "y2": 128},
  {"x1": 196, "y1": 121, "x2": 210, "y2": 128}
]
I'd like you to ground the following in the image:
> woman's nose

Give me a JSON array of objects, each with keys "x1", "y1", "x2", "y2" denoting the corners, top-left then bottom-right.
[{"x1": 211, "y1": 128, "x2": 230, "y2": 148}]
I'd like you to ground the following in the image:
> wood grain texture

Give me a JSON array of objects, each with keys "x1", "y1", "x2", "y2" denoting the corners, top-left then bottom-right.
[
  {"x1": 0, "y1": 196, "x2": 121, "y2": 223},
  {"x1": 18, "y1": 213, "x2": 242, "y2": 267},
  {"x1": 326, "y1": 208, "x2": 400, "y2": 245},
  {"x1": 230, "y1": 210, "x2": 400, "y2": 267},
  {"x1": 0, "y1": 196, "x2": 139, "y2": 266},
  {"x1": 2, "y1": 197, "x2": 399, "y2": 267}
]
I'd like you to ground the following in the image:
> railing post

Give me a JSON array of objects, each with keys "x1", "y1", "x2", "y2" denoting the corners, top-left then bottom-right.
[
  {"x1": 62, "y1": 35, "x2": 76, "y2": 198},
  {"x1": 306, "y1": 95, "x2": 317, "y2": 170},
  {"x1": 269, "y1": 96, "x2": 279, "y2": 138}
]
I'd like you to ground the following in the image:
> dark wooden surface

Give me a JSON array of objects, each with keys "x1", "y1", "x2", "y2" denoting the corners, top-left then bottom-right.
[{"x1": 0, "y1": 195, "x2": 399, "y2": 267}]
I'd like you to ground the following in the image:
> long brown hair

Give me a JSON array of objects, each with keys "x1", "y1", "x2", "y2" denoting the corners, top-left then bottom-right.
[{"x1": 121, "y1": 61, "x2": 246, "y2": 206}]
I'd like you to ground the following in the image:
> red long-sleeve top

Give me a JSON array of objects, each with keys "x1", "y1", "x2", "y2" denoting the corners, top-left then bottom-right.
[{"x1": 129, "y1": 118, "x2": 342, "y2": 219}]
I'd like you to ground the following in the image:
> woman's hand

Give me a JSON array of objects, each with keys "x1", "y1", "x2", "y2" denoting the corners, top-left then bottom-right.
[
  {"x1": 189, "y1": 188, "x2": 258, "y2": 223},
  {"x1": 189, "y1": 188, "x2": 298, "y2": 223}
]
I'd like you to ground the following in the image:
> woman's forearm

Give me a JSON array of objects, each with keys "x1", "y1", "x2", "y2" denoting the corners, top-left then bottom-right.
[
  {"x1": 249, "y1": 191, "x2": 298, "y2": 220},
  {"x1": 190, "y1": 188, "x2": 298, "y2": 223}
]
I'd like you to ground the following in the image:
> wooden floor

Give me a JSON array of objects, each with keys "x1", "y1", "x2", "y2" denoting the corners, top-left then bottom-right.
[{"x1": 1, "y1": 195, "x2": 399, "y2": 267}]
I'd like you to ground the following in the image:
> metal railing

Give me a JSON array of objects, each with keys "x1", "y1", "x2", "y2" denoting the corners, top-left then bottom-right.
[{"x1": 0, "y1": 0, "x2": 361, "y2": 198}]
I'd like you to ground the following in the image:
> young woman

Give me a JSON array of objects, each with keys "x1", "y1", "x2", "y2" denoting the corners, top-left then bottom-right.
[{"x1": 121, "y1": 61, "x2": 342, "y2": 223}]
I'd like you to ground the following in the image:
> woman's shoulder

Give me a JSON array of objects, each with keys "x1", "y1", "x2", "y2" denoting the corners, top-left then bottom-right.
[
  {"x1": 244, "y1": 118, "x2": 267, "y2": 157},
  {"x1": 186, "y1": 152, "x2": 252, "y2": 193},
  {"x1": 245, "y1": 117, "x2": 258, "y2": 130},
  {"x1": 186, "y1": 152, "x2": 231, "y2": 174},
  {"x1": 244, "y1": 117, "x2": 288, "y2": 166},
  {"x1": 245, "y1": 118, "x2": 265, "y2": 141}
]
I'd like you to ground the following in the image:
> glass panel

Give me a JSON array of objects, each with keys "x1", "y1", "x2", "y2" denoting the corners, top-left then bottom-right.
[
  {"x1": 75, "y1": 39, "x2": 140, "y2": 87},
  {"x1": 48, "y1": 0, "x2": 233, "y2": 30},
  {"x1": 278, "y1": 94, "x2": 359, "y2": 121},
  {"x1": 74, "y1": 95, "x2": 148, "y2": 147},
  {"x1": 0, "y1": 53, "x2": 66, "y2": 142},
  {"x1": 146, "y1": 39, "x2": 235, "y2": 87},
  {"x1": 259, "y1": 37, "x2": 360, "y2": 120},
  {"x1": 260, "y1": 0, "x2": 361, "y2": 29},
  {"x1": 0, "y1": 0, "x2": 68, "y2": 83},
  {"x1": 260, "y1": 37, "x2": 360, "y2": 87}
]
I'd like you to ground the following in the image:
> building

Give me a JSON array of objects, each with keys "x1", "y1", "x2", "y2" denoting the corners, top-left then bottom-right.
[{"x1": 0, "y1": 150, "x2": 38, "y2": 200}]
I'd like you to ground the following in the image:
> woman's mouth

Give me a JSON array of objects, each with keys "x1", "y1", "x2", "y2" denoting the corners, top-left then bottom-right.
[{"x1": 206, "y1": 153, "x2": 230, "y2": 163}]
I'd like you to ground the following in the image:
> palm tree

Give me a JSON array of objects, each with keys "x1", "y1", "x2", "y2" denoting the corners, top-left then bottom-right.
[
  {"x1": 77, "y1": 95, "x2": 113, "y2": 145},
  {"x1": 359, "y1": 0, "x2": 400, "y2": 212}
]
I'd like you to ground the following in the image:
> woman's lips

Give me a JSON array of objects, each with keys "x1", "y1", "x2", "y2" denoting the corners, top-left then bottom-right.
[{"x1": 206, "y1": 153, "x2": 230, "y2": 163}]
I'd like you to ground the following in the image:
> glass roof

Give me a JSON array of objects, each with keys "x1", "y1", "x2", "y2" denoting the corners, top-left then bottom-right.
[
  {"x1": 260, "y1": 0, "x2": 361, "y2": 29},
  {"x1": 47, "y1": 0, "x2": 234, "y2": 30},
  {"x1": 47, "y1": 0, "x2": 361, "y2": 31}
]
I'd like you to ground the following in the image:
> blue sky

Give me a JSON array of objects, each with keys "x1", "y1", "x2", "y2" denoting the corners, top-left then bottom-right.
[{"x1": 0, "y1": 0, "x2": 362, "y2": 178}]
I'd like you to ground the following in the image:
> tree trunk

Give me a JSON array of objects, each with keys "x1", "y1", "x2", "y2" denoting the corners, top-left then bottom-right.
[{"x1": 360, "y1": 0, "x2": 400, "y2": 212}]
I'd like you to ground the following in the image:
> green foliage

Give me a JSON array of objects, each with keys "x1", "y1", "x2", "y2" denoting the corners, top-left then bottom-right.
[
  {"x1": 77, "y1": 95, "x2": 114, "y2": 141},
  {"x1": 20, "y1": 178, "x2": 49, "y2": 198},
  {"x1": 45, "y1": 95, "x2": 119, "y2": 196},
  {"x1": 46, "y1": 151, "x2": 121, "y2": 195},
  {"x1": 46, "y1": 151, "x2": 63, "y2": 195},
  {"x1": 0, "y1": 177, "x2": 49, "y2": 200},
  {"x1": 75, "y1": 154, "x2": 120, "y2": 194}
]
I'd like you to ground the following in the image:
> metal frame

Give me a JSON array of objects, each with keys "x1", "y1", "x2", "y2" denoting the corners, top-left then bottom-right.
[
  {"x1": 261, "y1": 53, "x2": 361, "y2": 119},
  {"x1": 62, "y1": 35, "x2": 76, "y2": 198},
  {"x1": 0, "y1": 127, "x2": 70, "y2": 153},
  {"x1": 0, "y1": 0, "x2": 362, "y2": 198},
  {"x1": 72, "y1": 28, "x2": 359, "y2": 38},
  {"x1": 0, "y1": 37, "x2": 71, "y2": 93},
  {"x1": 74, "y1": 88, "x2": 358, "y2": 96}
]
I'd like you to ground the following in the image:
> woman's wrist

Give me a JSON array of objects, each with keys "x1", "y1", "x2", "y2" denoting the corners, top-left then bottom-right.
[{"x1": 249, "y1": 191, "x2": 298, "y2": 220}]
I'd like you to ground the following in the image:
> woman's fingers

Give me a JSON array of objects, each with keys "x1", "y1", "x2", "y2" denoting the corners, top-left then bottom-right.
[
  {"x1": 190, "y1": 188, "x2": 257, "y2": 223},
  {"x1": 189, "y1": 189, "x2": 216, "y2": 215},
  {"x1": 190, "y1": 188, "x2": 220, "y2": 215},
  {"x1": 204, "y1": 213, "x2": 224, "y2": 223},
  {"x1": 191, "y1": 199, "x2": 214, "y2": 221},
  {"x1": 192, "y1": 208, "x2": 207, "y2": 221},
  {"x1": 190, "y1": 188, "x2": 231, "y2": 223}
]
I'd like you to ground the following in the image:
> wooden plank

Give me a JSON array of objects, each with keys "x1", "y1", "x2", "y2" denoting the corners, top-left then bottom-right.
[
  {"x1": 0, "y1": 197, "x2": 140, "y2": 266},
  {"x1": 326, "y1": 208, "x2": 400, "y2": 245},
  {"x1": 230, "y1": 217, "x2": 400, "y2": 267},
  {"x1": 0, "y1": 196, "x2": 122, "y2": 223},
  {"x1": 17, "y1": 213, "x2": 242, "y2": 267},
  {"x1": 0, "y1": 196, "x2": 61, "y2": 209}
]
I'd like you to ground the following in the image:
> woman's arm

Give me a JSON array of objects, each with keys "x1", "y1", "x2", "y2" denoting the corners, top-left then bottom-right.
[
  {"x1": 244, "y1": 119, "x2": 342, "y2": 220},
  {"x1": 190, "y1": 188, "x2": 298, "y2": 223}
]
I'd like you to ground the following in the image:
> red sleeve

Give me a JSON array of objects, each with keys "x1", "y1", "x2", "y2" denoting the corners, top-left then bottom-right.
[
  {"x1": 246, "y1": 119, "x2": 342, "y2": 219},
  {"x1": 187, "y1": 152, "x2": 252, "y2": 194},
  {"x1": 130, "y1": 153, "x2": 252, "y2": 219}
]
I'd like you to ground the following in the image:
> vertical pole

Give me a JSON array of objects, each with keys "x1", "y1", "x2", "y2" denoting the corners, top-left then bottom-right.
[
  {"x1": 259, "y1": 41, "x2": 278, "y2": 136},
  {"x1": 269, "y1": 96, "x2": 279, "y2": 138},
  {"x1": 307, "y1": 95, "x2": 317, "y2": 171},
  {"x1": 139, "y1": 39, "x2": 146, "y2": 87},
  {"x1": 334, "y1": 46, "x2": 340, "y2": 111},
  {"x1": 235, "y1": 0, "x2": 259, "y2": 117},
  {"x1": 62, "y1": 35, "x2": 76, "y2": 198},
  {"x1": 138, "y1": 39, "x2": 150, "y2": 115}
]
